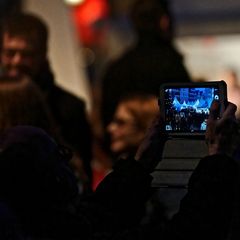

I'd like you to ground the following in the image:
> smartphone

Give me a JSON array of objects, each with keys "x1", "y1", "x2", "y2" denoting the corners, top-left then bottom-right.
[{"x1": 159, "y1": 81, "x2": 227, "y2": 137}]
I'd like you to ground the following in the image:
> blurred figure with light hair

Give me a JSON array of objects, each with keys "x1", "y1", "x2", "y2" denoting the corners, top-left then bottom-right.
[
  {"x1": 92, "y1": 93, "x2": 159, "y2": 189},
  {"x1": 107, "y1": 93, "x2": 159, "y2": 159}
]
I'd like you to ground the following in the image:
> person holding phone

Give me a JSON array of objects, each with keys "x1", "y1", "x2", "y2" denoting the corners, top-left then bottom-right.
[{"x1": 0, "y1": 100, "x2": 238, "y2": 239}]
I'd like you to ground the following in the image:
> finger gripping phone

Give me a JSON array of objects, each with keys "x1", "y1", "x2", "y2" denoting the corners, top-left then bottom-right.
[{"x1": 159, "y1": 80, "x2": 228, "y2": 137}]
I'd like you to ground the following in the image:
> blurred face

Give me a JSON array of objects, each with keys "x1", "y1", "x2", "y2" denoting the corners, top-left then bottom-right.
[
  {"x1": 107, "y1": 104, "x2": 144, "y2": 154},
  {"x1": 1, "y1": 33, "x2": 45, "y2": 78}
]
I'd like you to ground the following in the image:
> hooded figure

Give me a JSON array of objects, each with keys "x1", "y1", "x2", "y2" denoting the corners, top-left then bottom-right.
[{"x1": 0, "y1": 126, "x2": 79, "y2": 238}]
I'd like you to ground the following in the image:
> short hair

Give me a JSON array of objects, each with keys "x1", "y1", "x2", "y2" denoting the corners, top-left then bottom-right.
[
  {"x1": 1, "y1": 12, "x2": 48, "y2": 53},
  {"x1": 130, "y1": 0, "x2": 173, "y2": 40}
]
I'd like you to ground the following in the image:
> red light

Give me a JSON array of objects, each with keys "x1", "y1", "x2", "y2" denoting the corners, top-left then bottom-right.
[{"x1": 71, "y1": 0, "x2": 109, "y2": 46}]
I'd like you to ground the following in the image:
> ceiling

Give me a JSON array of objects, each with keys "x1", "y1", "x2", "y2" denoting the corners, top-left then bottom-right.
[
  {"x1": 109, "y1": 0, "x2": 240, "y2": 36},
  {"x1": 1, "y1": 0, "x2": 240, "y2": 36},
  {"x1": 169, "y1": 0, "x2": 240, "y2": 36}
]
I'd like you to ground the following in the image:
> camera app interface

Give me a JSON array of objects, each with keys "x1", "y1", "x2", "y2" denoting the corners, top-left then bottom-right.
[{"x1": 164, "y1": 87, "x2": 220, "y2": 133}]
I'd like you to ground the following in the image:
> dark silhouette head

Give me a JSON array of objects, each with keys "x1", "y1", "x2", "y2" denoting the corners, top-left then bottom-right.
[
  {"x1": 0, "y1": 126, "x2": 78, "y2": 214},
  {"x1": 130, "y1": 0, "x2": 174, "y2": 42}
]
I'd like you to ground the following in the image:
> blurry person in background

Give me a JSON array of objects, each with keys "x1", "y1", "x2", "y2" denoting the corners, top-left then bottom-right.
[
  {"x1": 100, "y1": 0, "x2": 192, "y2": 134},
  {"x1": 0, "y1": 12, "x2": 93, "y2": 193},
  {"x1": 107, "y1": 93, "x2": 167, "y2": 234},
  {"x1": 92, "y1": 93, "x2": 158, "y2": 189},
  {"x1": 107, "y1": 93, "x2": 159, "y2": 160}
]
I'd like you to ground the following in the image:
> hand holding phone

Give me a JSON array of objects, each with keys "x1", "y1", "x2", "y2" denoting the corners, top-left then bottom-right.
[{"x1": 206, "y1": 100, "x2": 238, "y2": 156}]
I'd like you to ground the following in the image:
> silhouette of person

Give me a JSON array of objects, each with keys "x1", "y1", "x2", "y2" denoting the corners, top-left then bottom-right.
[{"x1": 100, "y1": 0, "x2": 192, "y2": 132}]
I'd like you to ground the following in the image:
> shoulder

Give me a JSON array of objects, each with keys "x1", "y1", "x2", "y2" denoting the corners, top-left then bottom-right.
[
  {"x1": 47, "y1": 85, "x2": 88, "y2": 122},
  {"x1": 50, "y1": 84, "x2": 86, "y2": 109},
  {"x1": 104, "y1": 47, "x2": 137, "y2": 72}
]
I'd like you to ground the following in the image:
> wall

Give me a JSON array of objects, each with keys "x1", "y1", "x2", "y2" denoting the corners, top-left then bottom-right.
[{"x1": 23, "y1": 0, "x2": 92, "y2": 111}]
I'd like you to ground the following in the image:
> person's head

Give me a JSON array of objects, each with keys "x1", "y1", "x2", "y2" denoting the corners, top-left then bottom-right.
[
  {"x1": 0, "y1": 75, "x2": 57, "y2": 137},
  {"x1": 130, "y1": 0, "x2": 173, "y2": 41},
  {"x1": 107, "y1": 93, "x2": 158, "y2": 156},
  {"x1": 0, "y1": 126, "x2": 77, "y2": 213},
  {"x1": 0, "y1": 12, "x2": 48, "y2": 78}
]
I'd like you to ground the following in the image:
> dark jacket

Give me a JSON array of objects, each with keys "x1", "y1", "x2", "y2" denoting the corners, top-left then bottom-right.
[
  {"x1": 163, "y1": 154, "x2": 239, "y2": 240},
  {"x1": 35, "y1": 64, "x2": 93, "y2": 188},
  {"x1": 110, "y1": 154, "x2": 240, "y2": 240},
  {"x1": 76, "y1": 154, "x2": 239, "y2": 240},
  {"x1": 0, "y1": 149, "x2": 238, "y2": 239},
  {"x1": 0, "y1": 126, "x2": 238, "y2": 239},
  {"x1": 0, "y1": 125, "x2": 152, "y2": 239},
  {"x1": 101, "y1": 35, "x2": 192, "y2": 128}
]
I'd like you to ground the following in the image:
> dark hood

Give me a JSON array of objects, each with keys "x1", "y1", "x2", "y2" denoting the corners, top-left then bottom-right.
[{"x1": 0, "y1": 126, "x2": 78, "y2": 209}]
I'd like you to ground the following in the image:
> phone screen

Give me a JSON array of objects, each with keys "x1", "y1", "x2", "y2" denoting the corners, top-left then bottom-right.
[{"x1": 163, "y1": 86, "x2": 220, "y2": 133}]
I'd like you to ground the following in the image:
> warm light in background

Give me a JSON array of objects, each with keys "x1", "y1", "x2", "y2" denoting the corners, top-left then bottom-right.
[
  {"x1": 71, "y1": 0, "x2": 109, "y2": 46},
  {"x1": 64, "y1": 0, "x2": 85, "y2": 6}
]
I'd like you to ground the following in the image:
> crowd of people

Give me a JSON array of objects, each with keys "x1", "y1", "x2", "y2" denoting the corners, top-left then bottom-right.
[
  {"x1": 0, "y1": 98, "x2": 239, "y2": 239},
  {"x1": 0, "y1": 0, "x2": 240, "y2": 239}
]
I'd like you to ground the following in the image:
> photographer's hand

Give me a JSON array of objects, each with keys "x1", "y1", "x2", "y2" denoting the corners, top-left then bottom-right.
[
  {"x1": 206, "y1": 100, "x2": 238, "y2": 156},
  {"x1": 135, "y1": 114, "x2": 168, "y2": 173}
]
